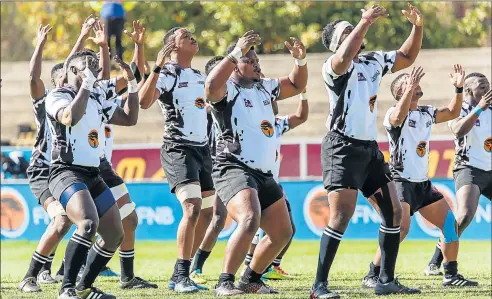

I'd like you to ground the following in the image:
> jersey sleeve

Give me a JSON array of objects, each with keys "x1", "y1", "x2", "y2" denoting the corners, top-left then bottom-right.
[
  {"x1": 275, "y1": 116, "x2": 290, "y2": 138},
  {"x1": 155, "y1": 72, "x2": 176, "y2": 95},
  {"x1": 260, "y1": 78, "x2": 281, "y2": 102},
  {"x1": 97, "y1": 78, "x2": 117, "y2": 100},
  {"x1": 427, "y1": 105, "x2": 437, "y2": 123},
  {"x1": 383, "y1": 106, "x2": 396, "y2": 128},
  {"x1": 102, "y1": 100, "x2": 118, "y2": 124},
  {"x1": 322, "y1": 55, "x2": 354, "y2": 80},
  {"x1": 371, "y1": 51, "x2": 397, "y2": 76},
  {"x1": 45, "y1": 90, "x2": 72, "y2": 121}
]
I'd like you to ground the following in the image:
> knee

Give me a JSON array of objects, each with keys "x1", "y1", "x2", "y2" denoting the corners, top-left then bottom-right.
[
  {"x1": 52, "y1": 215, "x2": 72, "y2": 238},
  {"x1": 280, "y1": 225, "x2": 293, "y2": 245},
  {"x1": 330, "y1": 210, "x2": 352, "y2": 229},
  {"x1": 123, "y1": 211, "x2": 138, "y2": 232},
  {"x1": 456, "y1": 212, "x2": 473, "y2": 230},
  {"x1": 238, "y1": 214, "x2": 260, "y2": 235},
  {"x1": 183, "y1": 200, "x2": 201, "y2": 222},
  {"x1": 79, "y1": 218, "x2": 99, "y2": 238},
  {"x1": 212, "y1": 213, "x2": 226, "y2": 233}
]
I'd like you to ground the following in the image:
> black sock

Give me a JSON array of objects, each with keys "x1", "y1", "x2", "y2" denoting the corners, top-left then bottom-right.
[
  {"x1": 367, "y1": 262, "x2": 381, "y2": 277},
  {"x1": 40, "y1": 252, "x2": 55, "y2": 273},
  {"x1": 191, "y1": 249, "x2": 211, "y2": 273},
  {"x1": 175, "y1": 259, "x2": 191, "y2": 279},
  {"x1": 315, "y1": 226, "x2": 343, "y2": 283},
  {"x1": 443, "y1": 261, "x2": 458, "y2": 277},
  {"x1": 272, "y1": 257, "x2": 282, "y2": 267},
  {"x1": 240, "y1": 266, "x2": 262, "y2": 283},
  {"x1": 218, "y1": 273, "x2": 235, "y2": 284},
  {"x1": 62, "y1": 234, "x2": 92, "y2": 290},
  {"x1": 56, "y1": 258, "x2": 65, "y2": 276},
  {"x1": 119, "y1": 249, "x2": 135, "y2": 282},
  {"x1": 379, "y1": 225, "x2": 400, "y2": 284},
  {"x1": 76, "y1": 242, "x2": 115, "y2": 290},
  {"x1": 24, "y1": 251, "x2": 48, "y2": 279},
  {"x1": 429, "y1": 241, "x2": 444, "y2": 267},
  {"x1": 244, "y1": 253, "x2": 253, "y2": 266}
]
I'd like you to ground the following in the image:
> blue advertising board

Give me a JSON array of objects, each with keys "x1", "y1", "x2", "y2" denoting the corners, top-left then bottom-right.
[{"x1": 1, "y1": 180, "x2": 490, "y2": 241}]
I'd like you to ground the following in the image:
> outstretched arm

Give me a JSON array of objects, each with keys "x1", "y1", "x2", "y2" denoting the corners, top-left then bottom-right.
[
  {"x1": 287, "y1": 89, "x2": 309, "y2": 128},
  {"x1": 277, "y1": 38, "x2": 308, "y2": 100},
  {"x1": 30, "y1": 24, "x2": 52, "y2": 100},
  {"x1": 449, "y1": 90, "x2": 492, "y2": 138},
  {"x1": 87, "y1": 20, "x2": 110, "y2": 80},
  {"x1": 67, "y1": 15, "x2": 96, "y2": 60},
  {"x1": 108, "y1": 57, "x2": 139, "y2": 126},
  {"x1": 435, "y1": 64, "x2": 465, "y2": 123},
  {"x1": 391, "y1": 3, "x2": 424, "y2": 73},
  {"x1": 388, "y1": 67, "x2": 425, "y2": 127}
]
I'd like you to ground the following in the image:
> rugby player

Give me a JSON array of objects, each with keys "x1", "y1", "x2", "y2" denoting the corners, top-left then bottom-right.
[
  {"x1": 425, "y1": 73, "x2": 492, "y2": 274},
  {"x1": 362, "y1": 65, "x2": 477, "y2": 288},
  {"x1": 205, "y1": 30, "x2": 307, "y2": 295},
  {"x1": 312, "y1": 4, "x2": 424, "y2": 298},
  {"x1": 18, "y1": 24, "x2": 72, "y2": 293},
  {"x1": 139, "y1": 27, "x2": 214, "y2": 293},
  {"x1": 46, "y1": 50, "x2": 139, "y2": 299}
]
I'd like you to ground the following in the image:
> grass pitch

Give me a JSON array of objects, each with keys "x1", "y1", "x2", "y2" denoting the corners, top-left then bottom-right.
[{"x1": 1, "y1": 240, "x2": 490, "y2": 298}]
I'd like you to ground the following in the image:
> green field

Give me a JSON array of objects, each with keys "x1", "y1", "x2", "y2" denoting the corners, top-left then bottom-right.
[{"x1": 1, "y1": 240, "x2": 490, "y2": 298}]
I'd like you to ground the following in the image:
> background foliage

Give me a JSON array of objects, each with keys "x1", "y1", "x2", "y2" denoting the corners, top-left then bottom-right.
[{"x1": 1, "y1": 1, "x2": 491, "y2": 62}]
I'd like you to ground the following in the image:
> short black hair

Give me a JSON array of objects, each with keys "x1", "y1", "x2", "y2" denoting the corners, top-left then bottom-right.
[
  {"x1": 50, "y1": 62, "x2": 65, "y2": 86},
  {"x1": 65, "y1": 49, "x2": 98, "y2": 70},
  {"x1": 163, "y1": 27, "x2": 181, "y2": 46},
  {"x1": 226, "y1": 43, "x2": 254, "y2": 55},
  {"x1": 205, "y1": 56, "x2": 224, "y2": 75},
  {"x1": 390, "y1": 73, "x2": 409, "y2": 100},
  {"x1": 321, "y1": 19, "x2": 343, "y2": 50}
]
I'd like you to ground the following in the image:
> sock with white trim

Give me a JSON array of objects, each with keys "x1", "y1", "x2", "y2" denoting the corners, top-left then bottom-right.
[
  {"x1": 429, "y1": 240, "x2": 444, "y2": 267},
  {"x1": 443, "y1": 261, "x2": 458, "y2": 278},
  {"x1": 41, "y1": 252, "x2": 55, "y2": 273},
  {"x1": 378, "y1": 224, "x2": 400, "y2": 284},
  {"x1": 76, "y1": 242, "x2": 115, "y2": 290},
  {"x1": 119, "y1": 249, "x2": 135, "y2": 282},
  {"x1": 244, "y1": 253, "x2": 253, "y2": 266},
  {"x1": 62, "y1": 234, "x2": 92, "y2": 290},
  {"x1": 23, "y1": 251, "x2": 48, "y2": 279},
  {"x1": 315, "y1": 226, "x2": 343, "y2": 283},
  {"x1": 272, "y1": 257, "x2": 282, "y2": 267}
]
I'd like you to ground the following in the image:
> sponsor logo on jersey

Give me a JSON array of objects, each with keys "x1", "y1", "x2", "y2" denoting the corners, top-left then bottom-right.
[
  {"x1": 1, "y1": 187, "x2": 30, "y2": 238},
  {"x1": 409, "y1": 119, "x2": 416, "y2": 128},
  {"x1": 371, "y1": 70, "x2": 381, "y2": 82},
  {"x1": 260, "y1": 120, "x2": 274, "y2": 137},
  {"x1": 485, "y1": 137, "x2": 492, "y2": 152},
  {"x1": 88, "y1": 129, "x2": 99, "y2": 148},
  {"x1": 263, "y1": 99, "x2": 270, "y2": 106},
  {"x1": 195, "y1": 97, "x2": 206, "y2": 109},
  {"x1": 357, "y1": 72, "x2": 367, "y2": 81},
  {"x1": 178, "y1": 82, "x2": 188, "y2": 88},
  {"x1": 416, "y1": 141, "x2": 427, "y2": 157},
  {"x1": 369, "y1": 95, "x2": 377, "y2": 112},
  {"x1": 303, "y1": 186, "x2": 329, "y2": 236},
  {"x1": 105, "y1": 126, "x2": 111, "y2": 138},
  {"x1": 244, "y1": 98, "x2": 253, "y2": 108},
  {"x1": 426, "y1": 120, "x2": 432, "y2": 128}
]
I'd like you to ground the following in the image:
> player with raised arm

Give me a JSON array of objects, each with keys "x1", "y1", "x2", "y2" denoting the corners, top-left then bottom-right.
[
  {"x1": 46, "y1": 51, "x2": 139, "y2": 299},
  {"x1": 425, "y1": 73, "x2": 492, "y2": 275},
  {"x1": 206, "y1": 30, "x2": 307, "y2": 296},
  {"x1": 18, "y1": 24, "x2": 73, "y2": 293},
  {"x1": 138, "y1": 27, "x2": 214, "y2": 293},
  {"x1": 312, "y1": 3, "x2": 424, "y2": 298},
  {"x1": 362, "y1": 65, "x2": 478, "y2": 288}
]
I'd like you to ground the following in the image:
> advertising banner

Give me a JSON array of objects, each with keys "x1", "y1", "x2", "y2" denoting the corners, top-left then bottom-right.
[{"x1": 2, "y1": 180, "x2": 490, "y2": 241}]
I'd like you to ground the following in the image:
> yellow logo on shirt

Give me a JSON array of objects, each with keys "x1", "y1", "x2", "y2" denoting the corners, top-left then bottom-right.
[
  {"x1": 416, "y1": 141, "x2": 427, "y2": 157},
  {"x1": 485, "y1": 137, "x2": 492, "y2": 152},
  {"x1": 195, "y1": 97, "x2": 206, "y2": 109},
  {"x1": 261, "y1": 120, "x2": 274, "y2": 138},
  {"x1": 88, "y1": 130, "x2": 99, "y2": 148}
]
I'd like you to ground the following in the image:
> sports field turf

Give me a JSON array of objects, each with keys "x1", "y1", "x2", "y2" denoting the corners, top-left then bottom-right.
[{"x1": 1, "y1": 240, "x2": 490, "y2": 298}]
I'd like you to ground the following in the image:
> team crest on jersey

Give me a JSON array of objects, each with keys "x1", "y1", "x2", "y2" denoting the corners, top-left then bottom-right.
[
  {"x1": 416, "y1": 141, "x2": 427, "y2": 157},
  {"x1": 195, "y1": 97, "x2": 206, "y2": 109},
  {"x1": 104, "y1": 126, "x2": 111, "y2": 138},
  {"x1": 260, "y1": 120, "x2": 274, "y2": 137},
  {"x1": 369, "y1": 95, "x2": 377, "y2": 112},
  {"x1": 484, "y1": 137, "x2": 492, "y2": 152},
  {"x1": 178, "y1": 82, "x2": 188, "y2": 88},
  {"x1": 357, "y1": 72, "x2": 367, "y2": 81},
  {"x1": 409, "y1": 119, "x2": 416, "y2": 128},
  {"x1": 244, "y1": 99, "x2": 253, "y2": 108},
  {"x1": 88, "y1": 130, "x2": 99, "y2": 148}
]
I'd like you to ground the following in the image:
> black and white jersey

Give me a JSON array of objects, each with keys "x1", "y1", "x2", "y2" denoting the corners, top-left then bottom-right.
[
  {"x1": 100, "y1": 95, "x2": 123, "y2": 163},
  {"x1": 211, "y1": 78, "x2": 280, "y2": 174},
  {"x1": 46, "y1": 79, "x2": 118, "y2": 167},
  {"x1": 272, "y1": 116, "x2": 290, "y2": 182},
  {"x1": 207, "y1": 112, "x2": 217, "y2": 160},
  {"x1": 451, "y1": 103, "x2": 492, "y2": 171},
  {"x1": 323, "y1": 51, "x2": 396, "y2": 141},
  {"x1": 156, "y1": 63, "x2": 208, "y2": 146},
  {"x1": 29, "y1": 89, "x2": 52, "y2": 168},
  {"x1": 384, "y1": 105, "x2": 436, "y2": 182}
]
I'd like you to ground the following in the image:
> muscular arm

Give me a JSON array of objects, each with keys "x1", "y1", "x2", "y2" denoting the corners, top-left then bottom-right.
[
  {"x1": 138, "y1": 71, "x2": 161, "y2": 109},
  {"x1": 115, "y1": 44, "x2": 143, "y2": 93},
  {"x1": 331, "y1": 20, "x2": 371, "y2": 75},
  {"x1": 108, "y1": 91, "x2": 139, "y2": 126},
  {"x1": 57, "y1": 89, "x2": 91, "y2": 126},
  {"x1": 391, "y1": 25, "x2": 423, "y2": 73},
  {"x1": 277, "y1": 63, "x2": 308, "y2": 100},
  {"x1": 205, "y1": 58, "x2": 236, "y2": 103},
  {"x1": 287, "y1": 96, "x2": 309, "y2": 129},
  {"x1": 99, "y1": 44, "x2": 110, "y2": 80},
  {"x1": 389, "y1": 89, "x2": 413, "y2": 127},
  {"x1": 449, "y1": 113, "x2": 478, "y2": 138},
  {"x1": 435, "y1": 92, "x2": 462, "y2": 124},
  {"x1": 29, "y1": 41, "x2": 46, "y2": 100}
]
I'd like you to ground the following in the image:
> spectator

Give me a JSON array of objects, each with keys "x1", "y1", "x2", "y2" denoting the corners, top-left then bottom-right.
[{"x1": 101, "y1": 0, "x2": 126, "y2": 58}]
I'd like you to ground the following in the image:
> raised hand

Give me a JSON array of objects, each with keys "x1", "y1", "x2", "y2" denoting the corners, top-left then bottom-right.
[
  {"x1": 80, "y1": 15, "x2": 96, "y2": 39},
  {"x1": 114, "y1": 56, "x2": 135, "y2": 81},
  {"x1": 236, "y1": 30, "x2": 261, "y2": 55},
  {"x1": 449, "y1": 64, "x2": 465, "y2": 88},
  {"x1": 36, "y1": 24, "x2": 52, "y2": 46},
  {"x1": 124, "y1": 20, "x2": 146, "y2": 46},
  {"x1": 87, "y1": 20, "x2": 107, "y2": 46},
  {"x1": 361, "y1": 5, "x2": 389, "y2": 24},
  {"x1": 405, "y1": 66, "x2": 425, "y2": 90},
  {"x1": 402, "y1": 3, "x2": 423, "y2": 27},
  {"x1": 156, "y1": 42, "x2": 175, "y2": 67},
  {"x1": 284, "y1": 37, "x2": 306, "y2": 60},
  {"x1": 478, "y1": 89, "x2": 492, "y2": 110}
]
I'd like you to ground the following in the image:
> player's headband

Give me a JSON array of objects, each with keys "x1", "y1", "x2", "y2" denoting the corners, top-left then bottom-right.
[{"x1": 329, "y1": 21, "x2": 353, "y2": 52}]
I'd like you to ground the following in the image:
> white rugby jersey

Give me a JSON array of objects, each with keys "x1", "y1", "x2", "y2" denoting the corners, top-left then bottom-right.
[
  {"x1": 156, "y1": 63, "x2": 208, "y2": 145},
  {"x1": 30, "y1": 89, "x2": 52, "y2": 168},
  {"x1": 100, "y1": 95, "x2": 124, "y2": 163},
  {"x1": 211, "y1": 78, "x2": 281, "y2": 174},
  {"x1": 323, "y1": 51, "x2": 396, "y2": 141},
  {"x1": 384, "y1": 105, "x2": 436, "y2": 182},
  {"x1": 46, "y1": 79, "x2": 118, "y2": 167},
  {"x1": 272, "y1": 116, "x2": 290, "y2": 182},
  {"x1": 451, "y1": 102, "x2": 492, "y2": 171}
]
